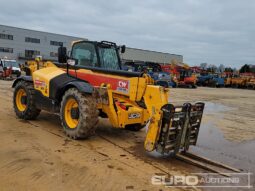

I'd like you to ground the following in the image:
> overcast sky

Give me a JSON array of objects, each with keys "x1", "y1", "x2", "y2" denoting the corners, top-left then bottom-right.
[{"x1": 1, "y1": 0, "x2": 254, "y2": 68}]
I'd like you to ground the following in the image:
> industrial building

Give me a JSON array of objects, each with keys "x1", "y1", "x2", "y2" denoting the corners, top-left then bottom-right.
[
  {"x1": 0, "y1": 24, "x2": 85, "y2": 63},
  {"x1": 0, "y1": 24, "x2": 183, "y2": 64},
  {"x1": 121, "y1": 47, "x2": 183, "y2": 64}
]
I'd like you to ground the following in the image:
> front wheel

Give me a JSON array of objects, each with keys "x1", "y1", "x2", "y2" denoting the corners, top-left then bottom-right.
[
  {"x1": 60, "y1": 88, "x2": 99, "y2": 139},
  {"x1": 13, "y1": 81, "x2": 41, "y2": 120}
]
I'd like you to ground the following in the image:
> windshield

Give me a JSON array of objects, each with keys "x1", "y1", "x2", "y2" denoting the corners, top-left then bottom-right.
[
  {"x1": 180, "y1": 70, "x2": 192, "y2": 77},
  {"x1": 3, "y1": 60, "x2": 19, "y2": 68},
  {"x1": 187, "y1": 70, "x2": 192, "y2": 77},
  {"x1": 98, "y1": 46, "x2": 120, "y2": 70}
]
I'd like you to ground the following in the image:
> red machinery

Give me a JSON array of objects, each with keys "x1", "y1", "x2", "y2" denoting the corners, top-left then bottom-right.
[
  {"x1": 161, "y1": 64, "x2": 197, "y2": 88},
  {"x1": 0, "y1": 66, "x2": 12, "y2": 80}
]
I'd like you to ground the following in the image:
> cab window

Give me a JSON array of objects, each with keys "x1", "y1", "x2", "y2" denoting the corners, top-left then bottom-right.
[
  {"x1": 98, "y1": 46, "x2": 120, "y2": 70},
  {"x1": 72, "y1": 42, "x2": 98, "y2": 67}
]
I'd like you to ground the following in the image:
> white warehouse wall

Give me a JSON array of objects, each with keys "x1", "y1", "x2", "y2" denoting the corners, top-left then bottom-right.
[
  {"x1": 121, "y1": 47, "x2": 183, "y2": 64},
  {"x1": 0, "y1": 25, "x2": 85, "y2": 63}
]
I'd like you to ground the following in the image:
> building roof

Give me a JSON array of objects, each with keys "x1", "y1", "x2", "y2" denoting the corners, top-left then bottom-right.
[
  {"x1": 126, "y1": 47, "x2": 182, "y2": 57},
  {"x1": 0, "y1": 24, "x2": 86, "y2": 40}
]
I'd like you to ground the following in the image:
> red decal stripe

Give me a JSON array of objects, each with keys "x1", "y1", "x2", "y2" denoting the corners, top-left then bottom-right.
[{"x1": 68, "y1": 70, "x2": 129, "y2": 91}]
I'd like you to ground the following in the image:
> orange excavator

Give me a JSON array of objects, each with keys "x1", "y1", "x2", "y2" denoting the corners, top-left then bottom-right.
[{"x1": 161, "y1": 60, "x2": 197, "y2": 88}]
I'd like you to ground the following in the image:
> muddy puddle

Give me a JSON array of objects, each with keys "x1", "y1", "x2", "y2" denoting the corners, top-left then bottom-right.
[
  {"x1": 202, "y1": 101, "x2": 233, "y2": 114},
  {"x1": 191, "y1": 102, "x2": 255, "y2": 190},
  {"x1": 193, "y1": 102, "x2": 255, "y2": 172}
]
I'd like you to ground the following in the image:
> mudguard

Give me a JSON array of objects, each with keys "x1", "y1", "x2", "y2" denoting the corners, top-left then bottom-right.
[
  {"x1": 64, "y1": 81, "x2": 93, "y2": 94},
  {"x1": 54, "y1": 80, "x2": 94, "y2": 102},
  {"x1": 12, "y1": 76, "x2": 33, "y2": 88}
]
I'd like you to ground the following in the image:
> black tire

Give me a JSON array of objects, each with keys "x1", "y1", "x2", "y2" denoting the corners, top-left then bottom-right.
[
  {"x1": 231, "y1": 83, "x2": 237, "y2": 88},
  {"x1": 60, "y1": 88, "x2": 99, "y2": 139},
  {"x1": 125, "y1": 124, "x2": 145, "y2": 131},
  {"x1": 13, "y1": 81, "x2": 41, "y2": 120}
]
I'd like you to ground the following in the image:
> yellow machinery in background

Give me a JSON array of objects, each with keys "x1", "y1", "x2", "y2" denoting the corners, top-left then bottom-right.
[
  {"x1": 246, "y1": 77, "x2": 255, "y2": 89},
  {"x1": 225, "y1": 75, "x2": 250, "y2": 88},
  {"x1": 20, "y1": 56, "x2": 57, "y2": 75},
  {"x1": 243, "y1": 74, "x2": 255, "y2": 89}
]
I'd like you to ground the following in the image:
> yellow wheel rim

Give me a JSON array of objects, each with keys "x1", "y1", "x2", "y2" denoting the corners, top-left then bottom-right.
[
  {"x1": 15, "y1": 89, "x2": 27, "y2": 112},
  {"x1": 64, "y1": 98, "x2": 79, "y2": 129}
]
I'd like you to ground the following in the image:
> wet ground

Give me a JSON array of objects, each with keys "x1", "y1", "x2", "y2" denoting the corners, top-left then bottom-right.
[
  {"x1": 0, "y1": 80, "x2": 254, "y2": 191},
  {"x1": 191, "y1": 102, "x2": 255, "y2": 190},
  {"x1": 170, "y1": 88, "x2": 255, "y2": 190}
]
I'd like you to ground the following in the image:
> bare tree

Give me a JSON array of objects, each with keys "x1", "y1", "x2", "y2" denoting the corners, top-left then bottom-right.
[
  {"x1": 206, "y1": 64, "x2": 217, "y2": 73},
  {"x1": 212, "y1": 65, "x2": 218, "y2": 73},
  {"x1": 218, "y1": 64, "x2": 225, "y2": 73},
  {"x1": 200, "y1": 63, "x2": 207, "y2": 70}
]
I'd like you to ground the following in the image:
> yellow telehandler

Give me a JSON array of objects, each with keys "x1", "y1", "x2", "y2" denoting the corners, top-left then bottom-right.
[{"x1": 13, "y1": 40, "x2": 204, "y2": 154}]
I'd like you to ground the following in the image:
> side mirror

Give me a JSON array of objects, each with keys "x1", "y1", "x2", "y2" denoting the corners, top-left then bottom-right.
[
  {"x1": 121, "y1": 45, "x2": 126, "y2": 53},
  {"x1": 58, "y1": 46, "x2": 67, "y2": 63},
  {"x1": 67, "y1": 59, "x2": 78, "y2": 66}
]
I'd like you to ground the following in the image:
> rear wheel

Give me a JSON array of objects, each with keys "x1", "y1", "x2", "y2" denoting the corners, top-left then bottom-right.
[
  {"x1": 60, "y1": 88, "x2": 98, "y2": 139},
  {"x1": 13, "y1": 81, "x2": 41, "y2": 119}
]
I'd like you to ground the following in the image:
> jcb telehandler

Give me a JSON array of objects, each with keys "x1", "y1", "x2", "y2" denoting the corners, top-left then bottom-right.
[{"x1": 13, "y1": 40, "x2": 205, "y2": 155}]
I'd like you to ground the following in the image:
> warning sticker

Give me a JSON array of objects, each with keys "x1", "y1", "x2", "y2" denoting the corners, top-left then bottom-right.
[{"x1": 34, "y1": 80, "x2": 46, "y2": 88}]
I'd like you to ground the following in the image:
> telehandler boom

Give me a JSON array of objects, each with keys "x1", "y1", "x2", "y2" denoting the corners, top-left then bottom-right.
[{"x1": 13, "y1": 40, "x2": 204, "y2": 155}]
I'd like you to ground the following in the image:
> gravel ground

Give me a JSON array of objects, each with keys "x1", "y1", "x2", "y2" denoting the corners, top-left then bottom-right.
[{"x1": 0, "y1": 80, "x2": 254, "y2": 191}]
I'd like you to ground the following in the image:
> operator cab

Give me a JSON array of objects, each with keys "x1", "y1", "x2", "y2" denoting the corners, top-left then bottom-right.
[
  {"x1": 58, "y1": 40, "x2": 144, "y2": 77},
  {"x1": 59, "y1": 41, "x2": 125, "y2": 70},
  {"x1": 179, "y1": 69, "x2": 192, "y2": 81}
]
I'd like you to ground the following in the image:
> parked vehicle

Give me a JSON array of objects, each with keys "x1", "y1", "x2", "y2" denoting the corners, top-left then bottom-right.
[
  {"x1": 161, "y1": 64, "x2": 197, "y2": 88},
  {"x1": 0, "y1": 64, "x2": 12, "y2": 80},
  {"x1": 0, "y1": 58, "x2": 21, "y2": 77},
  {"x1": 212, "y1": 75, "x2": 225, "y2": 87},
  {"x1": 246, "y1": 78, "x2": 255, "y2": 89},
  {"x1": 197, "y1": 74, "x2": 224, "y2": 87},
  {"x1": 123, "y1": 61, "x2": 175, "y2": 87},
  {"x1": 225, "y1": 75, "x2": 249, "y2": 88},
  {"x1": 197, "y1": 74, "x2": 212, "y2": 86}
]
